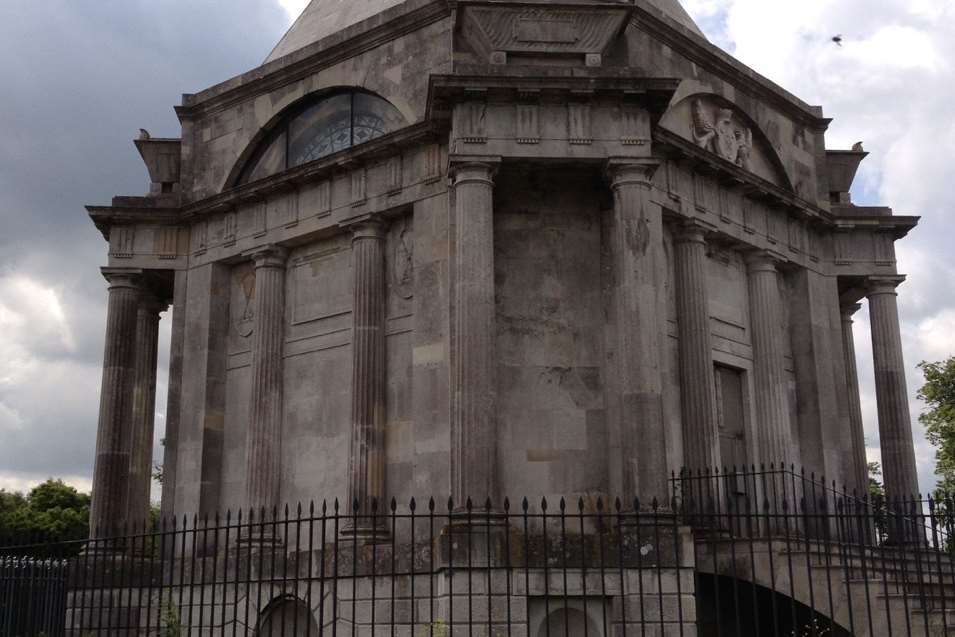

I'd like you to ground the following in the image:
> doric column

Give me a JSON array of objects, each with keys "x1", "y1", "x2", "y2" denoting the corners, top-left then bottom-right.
[
  {"x1": 673, "y1": 221, "x2": 719, "y2": 474},
  {"x1": 867, "y1": 277, "x2": 919, "y2": 503},
  {"x1": 346, "y1": 220, "x2": 387, "y2": 532},
  {"x1": 746, "y1": 252, "x2": 791, "y2": 467},
  {"x1": 89, "y1": 268, "x2": 141, "y2": 539},
  {"x1": 451, "y1": 159, "x2": 498, "y2": 507},
  {"x1": 607, "y1": 159, "x2": 668, "y2": 505},
  {"x1": 244, "y1": 246, "x2": 289, "y2": 517},
  {"x1": 841, "y1": 304, "x2": 869, "y2": 495},
  {"x1": 126, "y1": 293, "x2": 164, "y2": 529}
]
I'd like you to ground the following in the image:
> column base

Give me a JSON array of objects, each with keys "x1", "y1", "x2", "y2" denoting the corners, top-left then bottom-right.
[{"x1": 339, "y1": 520, "x2": 391, "y2": 544}]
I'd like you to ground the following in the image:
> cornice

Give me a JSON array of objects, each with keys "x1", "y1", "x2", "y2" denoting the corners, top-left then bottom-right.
[
  {"x1": 833, "y1": 215, "x2": 920, "y2": 240},
  {"x1": 86, "y1": 201, "x2": 180, "y2": 240},
  {"x1": 427, "y1": 74, "x2": 681, "y2": 120},
  {"x1": 628, "y1": 5, "x2": 830, "y2": 129},
  {"x1": 175, "y1": 0, "x2": 450, "y2": 121}
]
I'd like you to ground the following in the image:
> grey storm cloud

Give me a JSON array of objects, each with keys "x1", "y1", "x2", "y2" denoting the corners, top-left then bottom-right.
[{"x1": 0, "y1": 1, "x2": 289, "y2": 489}]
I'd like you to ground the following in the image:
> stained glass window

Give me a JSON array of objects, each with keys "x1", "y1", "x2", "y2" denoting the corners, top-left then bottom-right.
[{"x1": 237, "y1": 90, "x2": 405, "y2": 185}]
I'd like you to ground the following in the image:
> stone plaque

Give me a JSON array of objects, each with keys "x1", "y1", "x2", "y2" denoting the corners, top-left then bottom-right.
[{"x1": 515, "y1": 18, "x2": 578, "y2": 43}]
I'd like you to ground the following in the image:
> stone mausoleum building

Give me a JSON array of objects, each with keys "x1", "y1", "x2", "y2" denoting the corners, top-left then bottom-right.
[
  {"x1": 79, "y1": 0, "x2": 929, "y2": 632},
  {"x1": 87, "y1": 0, "x2": 921, "y2": 530}
]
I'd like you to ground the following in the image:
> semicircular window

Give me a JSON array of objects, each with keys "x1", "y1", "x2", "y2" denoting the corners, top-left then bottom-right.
[{"x1": 237, "y1": 90, "x2": 406, "y2": 185}]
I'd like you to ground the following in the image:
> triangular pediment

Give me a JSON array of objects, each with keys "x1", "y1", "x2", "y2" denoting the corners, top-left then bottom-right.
[{"x1": 659, "y1": 94, "x2": 792, "y2": 190}]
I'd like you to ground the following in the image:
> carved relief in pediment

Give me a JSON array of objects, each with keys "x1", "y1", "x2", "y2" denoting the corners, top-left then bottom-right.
[
  {"x1": 660, "y1": 95, "x2": 791, "y2": 190},
  {"x1": 691, "y1": 100, "x2": 753, "y2": 170}
]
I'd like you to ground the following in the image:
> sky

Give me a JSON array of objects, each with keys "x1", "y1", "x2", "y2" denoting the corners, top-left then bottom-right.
[{"x1": 0, "y1": 0, "x2": 952, "y2": 500}]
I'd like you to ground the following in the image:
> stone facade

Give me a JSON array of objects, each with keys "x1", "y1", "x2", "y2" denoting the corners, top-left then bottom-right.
[{"x1": 87, "y1": 0, "x2": 918, "y2": 590}]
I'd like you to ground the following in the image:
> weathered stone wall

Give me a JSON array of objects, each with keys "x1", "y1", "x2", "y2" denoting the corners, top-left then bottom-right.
[{"x1": 494, "y1": 166, "x2": 610, "y2": 505}]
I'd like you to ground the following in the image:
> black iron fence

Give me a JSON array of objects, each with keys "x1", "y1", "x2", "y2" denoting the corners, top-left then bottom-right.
[{"x1": 1, "y1": 466, "x2": 954, "y2": 636}]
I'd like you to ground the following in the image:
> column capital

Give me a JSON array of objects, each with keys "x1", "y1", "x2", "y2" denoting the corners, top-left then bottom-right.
[
  {"x1": 343, "y1": 217, "x2": 387, "y2": 241},
  {"x1": 605, "y1": 158, "x2": 660, "y2": 189},
  {"x1": 672, "y1": 219, "x2": 713, "y2": 245},
  {"x1": 101, "y1": 267, "x2": 142, "y2": 289},
  {"x1": 449, "y1": 156, "x2": 500, "y2": 185},
  {"x1": 246, "y1": 245, "x2": 289, "y2": 269},
  {"x1": 744, "y1": 250, "x2": 781, "y2": 274},
  {"x1": 841, "y1": 303, "x2": 863, "y2": 323},
  {"x1": 867, "y1": 275, "x2": 906, "y2": 297},
  {"x1": 137, "y1": 292, "x2": 168, "y2": 319}
]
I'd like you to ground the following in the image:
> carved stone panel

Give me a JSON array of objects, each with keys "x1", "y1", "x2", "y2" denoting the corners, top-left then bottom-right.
[
  {"x1": 659, "y1": 95, "x2": 790, "y2": 189},
  {"x1": 459, "y1": 5, "x2": 630, "y2": 63},
  {"x1": 231, "y1": 261, "x2": 256, "y2": 350},
  {"x1": 388, "y1": 216, "x2": 414, "y2": 305}
]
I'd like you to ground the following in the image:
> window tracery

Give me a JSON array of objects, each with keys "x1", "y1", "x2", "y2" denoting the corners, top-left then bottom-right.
[{"x1": 237, "y1": 90, "x2": 405, "y2": 185}]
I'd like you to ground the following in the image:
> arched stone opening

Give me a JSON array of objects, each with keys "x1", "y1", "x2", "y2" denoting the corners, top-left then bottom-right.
[
  {"x1": 696, "y1": 574, "x2": 852, "y2": 637},
  {"x1": 255, "y1": 595, "x2": 318, "y2": 637}
]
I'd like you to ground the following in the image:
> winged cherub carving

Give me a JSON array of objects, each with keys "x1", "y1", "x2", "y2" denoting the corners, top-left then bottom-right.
[{"x1": 692, "y1": 99, "x2": 753, "y2": 171}]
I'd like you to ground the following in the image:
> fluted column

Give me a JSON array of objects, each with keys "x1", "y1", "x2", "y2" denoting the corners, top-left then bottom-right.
[
  {"x1": 126, "y1": 293, "x2": 164, "y2": 529},
  {"x1": 451, "y1": 160, "x2": 498, "y2": 507},
  {"x1": 746, "y1": 252, "x2": 791, "y2": 467},
  {"x1": 346, "y1": 220, "x2": 387, "y2": 533},
  {"x1": 89, "y1": 268, "x2": 141, "y2": 540},
  {"x1": 841, "y1": 304, "x2": 869, "y2": 495},
  {"x1": 607, "y1": 159, "x2": 668, "y2": 505},
  {"x1": 244, "y1": 246, "x2": 289, "y2": 519},
  {"x1": 868, "y1": 277, "x2": 919, "y2": 504},
  {"x1": 674, "y1": 222, "x2": 719, "y2": 474}
]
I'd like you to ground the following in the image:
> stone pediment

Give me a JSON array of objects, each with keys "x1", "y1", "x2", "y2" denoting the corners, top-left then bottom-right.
[
  {"x1": 457, "y1": 2, "x2": 632, "y2": 66},
  {"x1": 659, "y1": 95, "x2": 791, "y2": 190}
]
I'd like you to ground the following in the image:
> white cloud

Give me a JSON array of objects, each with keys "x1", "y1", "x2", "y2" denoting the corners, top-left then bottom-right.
[
  {"x1": 277, "y1": 0, "x2": 310, "y2": 22},
  {"x1": 0, "y1": 472, "x2": 92, "y2": 496}
]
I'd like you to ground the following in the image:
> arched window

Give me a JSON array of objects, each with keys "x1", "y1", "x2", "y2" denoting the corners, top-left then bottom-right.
[{"x1": 237, "y1": 90, "x2": 406, "y2": 185}]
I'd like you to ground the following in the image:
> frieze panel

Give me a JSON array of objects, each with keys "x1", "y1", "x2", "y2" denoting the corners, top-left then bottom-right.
[
  {"x1": 110, "y1": 226, "x2": 135, "y2": 259},
  {"x1": 567, "y1": 102, "x2": 592, "y2": 145},
  {"x1": 516, "y1": 103, "x2": 540, "y2": 144},
  {"x1": 155, "y1": 226, "x2": 179, "y2": 259},
  {"x1": 300, "y1": 180, "x2": 331, "y2": 218}
]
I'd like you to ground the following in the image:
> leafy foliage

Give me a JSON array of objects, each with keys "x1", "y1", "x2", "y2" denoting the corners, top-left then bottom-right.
[
  {"x1": 919, "y1": 357, "x2": 955, "y2": 496},
  {"x1": 0, "y1": 480, "x2": 90, "y2": 554}
]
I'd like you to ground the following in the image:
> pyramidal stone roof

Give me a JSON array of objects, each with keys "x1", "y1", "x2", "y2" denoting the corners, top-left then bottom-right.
[{"x1": 266, "y1": 0, "x2": 704, "y2": 63}]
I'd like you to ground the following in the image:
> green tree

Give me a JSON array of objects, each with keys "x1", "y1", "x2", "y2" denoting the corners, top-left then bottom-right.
[
  {"x1": 919, "y1": 357, "x2": 955, "y2": 496},
  {"x1": 0, "y1": 480, "x2": 90, "y2": 555}
]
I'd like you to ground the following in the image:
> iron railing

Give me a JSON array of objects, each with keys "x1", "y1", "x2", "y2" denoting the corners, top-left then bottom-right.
[{"x1": 1, "y1": 466, "x2": 954, "y2": 636}]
